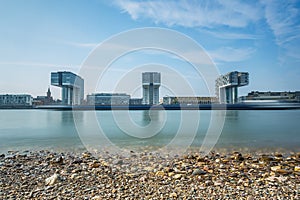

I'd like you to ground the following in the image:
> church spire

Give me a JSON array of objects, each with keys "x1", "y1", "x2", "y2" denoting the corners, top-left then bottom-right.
[{"x1": 47, "y1": 87, "x2": 51, "y2": 98}]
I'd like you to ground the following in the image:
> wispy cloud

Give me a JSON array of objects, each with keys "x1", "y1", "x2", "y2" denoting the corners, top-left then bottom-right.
[
  {"x1": 114, "y1": 0, "x2": 263, "y2": 28},
  {"x1": 64, "y1": 42, "x2": 98, "y2": 48},
  {"x1": 262, "y1": 0, "x2": 300, "y2": 60},
  {"x1": 263, "y1": 0, "x2": 300, "y2": 45},
  {"x1": 199, "y1": 29, "x2": 260, "y2": 40},
  {"x1": 209, "y1": 47, "x2": 256, "y2": 63},
  {"x1": 113, "y1": 0, "x2": 262, "y2": 63},
  {"x1": 0, "y1": 61, "x2": 80, "y2": 69}
]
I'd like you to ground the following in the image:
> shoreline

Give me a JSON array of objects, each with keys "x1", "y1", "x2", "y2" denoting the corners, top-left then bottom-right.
[
  {"x1": 2, "y1": 102, "x2": 300, "y2": 110},
  {"x1": 1, "y1": 145, "x2": 300, "y2": 157},
  {"x1": 36, "y1": 103, "x2": 300, "y2": 110},
  {"x1": 1, "y1": 149, "x2": 299, "y2": 199}
]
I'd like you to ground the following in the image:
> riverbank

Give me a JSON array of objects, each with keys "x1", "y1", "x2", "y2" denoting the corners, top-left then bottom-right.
[
  {"x1": 1, "y1": 150, "x2": 299, "y2": 199},
  {"x1": 35, "y1": 103, "x2": 300, "y2": 110}
]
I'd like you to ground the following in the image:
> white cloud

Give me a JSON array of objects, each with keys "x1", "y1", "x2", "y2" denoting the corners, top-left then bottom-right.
[
  {"x1": 209, "y1": 47, "x2": 255, "y2": 62},
  {"x1": 114, "y1": 0, "x2": 263, "y2": 28}
]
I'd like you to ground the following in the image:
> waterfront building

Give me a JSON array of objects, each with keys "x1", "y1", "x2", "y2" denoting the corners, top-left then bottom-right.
[
  {"x1": 215, "y1": 71, "x2": 249, "y2": 104},
  {"x1": 33, "y1": 87, "x2": 54, "y2": 105},
  {"x1": 87, "y1": 93, "x2": 130, "y2": 105},
  {"x1": 51, "y1": 71, "x2": 84, "y2": 105},
  {"x1": 0, "y1": 94, "x2": 33, "y2": 107},
  {"x1": 240, "y1": 91, "x2": 300, "y2": 102},
  {"x1": 129, "y1": 98, "x2": 143, "y2": 105},
  {"x1": 163, "y1": 96, "x2": 218, "y2": 105},
  {"x1": 142, "y1": 72, "x2": 161, "y2": 105}
]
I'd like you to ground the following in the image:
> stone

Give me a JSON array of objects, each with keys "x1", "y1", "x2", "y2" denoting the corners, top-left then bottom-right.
[
  {"x1": 214, "y1": 181, "x2": 222, "y2": 186},
  {"x1": 144, "y1": 166, "x2": 154, "y2": 171},
  {"x1": 261, "y1": 155, "x2": 274, "y2": 162},
  {"x1": 92, "y1": 195, "x2": 101, "y2": 200},
  {"x1": 192, "y1": 169, "x2": 206, "y2": 175},
  {"x1": 276, "y1": 169, "x2": 292, "y2": 175},
  {"x1": 45, "y1": 174, "x2": 59, "y2": 186},
  {"x1": 101, "y1": 161, "x2": 109, "y2": 167},
  {"x1": 70, "y1": 173, "x2": 78, "y2": 179},
  {"x1": 233, "y1": 152, "x2": 244, "y2": 161},
  {"x1": 169, "y1": 192, "x2": 177, "y2": 198},
  {"x1": 168, "y1": 172, "x2": 175, "y2": 177},
  {"x1": 271, "y1": 166, "x2": 281, "y2": 172},
  {"x1": 89, "y1": 162, "x2": 100, "y2": 168},
  {"x1": 294, "y1": 166, "x2": 300, "y2": 172},
  {"x1": 266, "y1": 176, "x2": 288, "y2": 183},
  {"x1": 54, "y1": 156, "x2": 63, "y2": 164},
  {"x1": 72, "y1": 159, "x2": 83, "y2": 164},
  {"x1": 139, "y1": 176, "x2": 146, "y2": 182},
  {"x1": 155, "y1": 171, "x2": 165, "y2": 176},
  {"x1": 113, "y1": 159, "x2": 123, "y2": 165},
  {"x1": 82, "y1": 152, "x2": 91, "y2": 158},
  {"x1": 173, "y1": 174, "x2": 182, "y2": 179}
]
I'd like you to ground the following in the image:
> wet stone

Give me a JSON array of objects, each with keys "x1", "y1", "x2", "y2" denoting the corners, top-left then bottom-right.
[
  {"x1": 192, "y1": 169, "x2": 207, "y2": 176},
  {"x1": 112, "y1": 159, "x2": 123, "y2": 165}
]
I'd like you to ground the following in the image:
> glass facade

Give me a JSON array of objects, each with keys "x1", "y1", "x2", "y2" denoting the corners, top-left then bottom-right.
[
  {"x1": 216, "y1": 71, "x2": 249, "y2": 104},
  {"x1": 51, "y1": 71, "x2": 84, "y2": 105},
  {"x1": 142, "y1": 72, "x2": 161, "y2": 105},
  {"x1": 87, "y1": 93, "x2": 131, "y2": 105}
]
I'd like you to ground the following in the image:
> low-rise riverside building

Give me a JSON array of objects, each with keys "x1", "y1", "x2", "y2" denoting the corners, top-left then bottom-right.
[
  {"x1": 87, "y1": 93, "x2": 131, "y2": 105},
  {"x1": 32, "y1": 88, "x2": 54, "y2": 106},
  {"x1": 0, "y1": 94, "x2": 33, "y2": 107},
  {"x1": 240, "y1": 91, "x2": 300, "y2": 102},
  {"x1": 163, "y1": 96, "x2": 218, "y2": 105},
  {"x1": 129, "y1": 98, "x2": 143, "y2": 105}
]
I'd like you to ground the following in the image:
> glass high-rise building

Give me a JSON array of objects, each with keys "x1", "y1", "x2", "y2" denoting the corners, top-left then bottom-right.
[
  {"x1": 142, "y1": 72, "x2": 161, "y2": 105},
  {"x1": 51, "y1": 71, "x2": 84, "y2": 105},
  {"x1": 215, "y1": 71, "x2": 249, "y2": 104}
]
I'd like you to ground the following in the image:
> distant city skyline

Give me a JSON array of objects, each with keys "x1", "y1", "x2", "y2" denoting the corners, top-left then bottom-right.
[{"x1": 0, "y1": 1, "x2": 299, "y2": 99}]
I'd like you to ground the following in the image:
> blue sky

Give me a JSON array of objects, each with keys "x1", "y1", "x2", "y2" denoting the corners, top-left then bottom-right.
[{"x1": 0, "y1": 0, "x2": 299, "y2": 99}]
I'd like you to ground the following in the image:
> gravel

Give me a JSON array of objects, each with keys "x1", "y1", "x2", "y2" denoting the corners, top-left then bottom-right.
[{"x1": 0, "y1": 150, "x2": 299, "y2": 199}]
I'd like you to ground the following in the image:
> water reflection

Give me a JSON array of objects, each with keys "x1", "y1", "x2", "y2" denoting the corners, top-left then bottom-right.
[
  {"x1": 61, "y1": 111, "x2": 74, "y2": 124},
  {"x1": 60, "y1": 111, "x2": 84, "y2": 125},
  {"x1": 225, "y1": 110, "x2": 239, "y2": 120},
  {"x1": 141, "y1": 110, "x2": 163, "y2": 126}
]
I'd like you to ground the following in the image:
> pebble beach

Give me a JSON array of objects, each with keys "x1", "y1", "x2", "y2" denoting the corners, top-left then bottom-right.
[{"x1": 0, "y1": 149, "x2": 299, "y2": 199}]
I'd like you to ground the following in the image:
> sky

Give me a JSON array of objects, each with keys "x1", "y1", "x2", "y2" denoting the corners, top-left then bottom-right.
[{"x1": 0, "y1": 0, "x2": 299, "y2": 99}]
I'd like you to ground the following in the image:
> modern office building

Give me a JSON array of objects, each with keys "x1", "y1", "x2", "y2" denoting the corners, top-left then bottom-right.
[
  {"x1": 142, "y1": 72, "x2": 161, "y2": 105},
  {"x1": 215, "y1": 71, "x2": 249, "y2": 104},
  {"x1": 51, "y1": 71, "x2": 84, "y2": 105},
  {"x1": 163, "y1": 96, "x2": 218, "y2": 105},
  {"x1": 240, "y1": 91, "x2": 300, "y2": 102},
  {"x1": 0, "y1": 94, "x2": 33, "y2": 107},
  {"x1": 87, "y1": 93, "x2": 130, "y2": 105}
]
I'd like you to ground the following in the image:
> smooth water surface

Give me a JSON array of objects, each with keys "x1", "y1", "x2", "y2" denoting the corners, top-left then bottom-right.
[{"x1": 0, "y1": 109, "x2": 299, "y2": 153}]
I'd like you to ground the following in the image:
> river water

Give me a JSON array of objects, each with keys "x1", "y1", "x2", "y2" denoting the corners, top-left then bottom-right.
[{"x1": 0, "y1": 109, "x2": 299, "y2": 154}]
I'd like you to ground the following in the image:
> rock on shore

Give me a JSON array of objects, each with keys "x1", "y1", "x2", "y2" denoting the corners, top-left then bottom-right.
[{"x1": 0, "y1": 150, "x2": 299, "y2": 199}]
